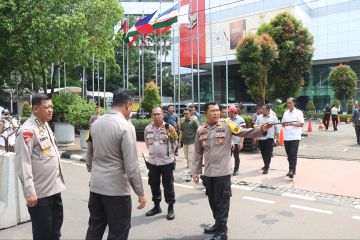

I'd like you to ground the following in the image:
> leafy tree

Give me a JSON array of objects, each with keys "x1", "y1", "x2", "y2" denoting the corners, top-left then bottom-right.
[
  {"x1": 258, "y1": 12, "x2": 314, "y2": 101},
  {"x1": 0, "y1": 0, "x2": 122, "y2": 94},
  {"x1": 236, "y1": 33, "x2": 277, "y2": 105},
  {"x1": 141, "y1": 81, "x2": 161, "y2": 114},
  {"x1": 328, "y1": 64, "x2": 357, "y2": 102}
]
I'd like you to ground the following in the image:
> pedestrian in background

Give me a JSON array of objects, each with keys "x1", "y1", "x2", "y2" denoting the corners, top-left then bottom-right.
[
  {"x1": 144, "y1": 106, "x2": 178, "y2": 220},
  {"x1": 352, "y1": 102, "x2": 360, "y2": 145},
  {"x1": 252, "y1": 106, "x2": 262, "y2": 125},
  {"x1": 85, "y1": 89, "x2": 146, "y2": 240},
  {"x1": 89, "y1": 105, "x2": 102, "y2": 127},
  {"x1": 192, "y1": 102, "x2": 271, "y2": 240},
  {"x1": 164, "y1": 104, "x2": 179, "y2": 156},
  {"x1": 281, "y1": 97, "x2": 304, "y2": 179},
  {"x1": 179, "y1": 108, "x2": 198, "y2": 182},
  {"x1": 331, "y1": 103, "x2": 339, "y2": 131},
  {"x1": 191, "y1": 105, "x2": 201, "y2": 124},
  {"x1": 0, "y1": 109, "x2": 19, "y2": 152},
  {"x1": 219, "y1": 104, "x2": 227, "y2": 119},
  {"x1": 256, "y1": 104, "x2": 280, "y2": 174},
  {"x1": 322, "y1": 104, "x2": 331, "y2": 130},
  {"x1": 226, "y1": 106, "x2": 246, "y2": 176},
  {"x1": 15, "y1": 93, "x2": 65, "y2": 240}
]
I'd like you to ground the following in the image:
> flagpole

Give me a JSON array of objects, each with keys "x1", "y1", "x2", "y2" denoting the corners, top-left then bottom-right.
[
  {"x1": 159, "y1": 0, "x2": 163, "y2": 102},
  {"x1": 97, "y1": 59, "x2": 100, "y2": 104},
  {"x1": 92, "y1": 54, "x2": 95, "y2": 102},
  {"x1": 160, "y1": 35, "x2": 163, "y2": 102},
  {"x1": 155, "y1": 33, "x2": 158, "y2": 85},
  {"x1": 172, "y1": 15, "x2": 176, "y2": 105},
  {"x1": 123, "y1": 34, "x2": 125, "y2": 88},
  {"x1": 142, "y1": 12, "x2": 145, "y2": 100},
  {"x1": 224, "y1": 31, "x2": 229, "y2": 108},
  {"x1": 209, "y1": 0, "x2": 214, "y2": 101},
  {"x1": 126, "y1": 44, "x2": 129, "y2": 89},
  {"x1": 64, "y1": 62, "x2": 66, "y2": 93},
  {"x1": 138, "y1": 38, "x2": 141, "y2": 102},
  {"x1": 190, "y1": 0, "x2": 194, "y2": 105},
  {"x1": 196, "y1": 0, "x2": 200, "y2": 111},
  {"x1": 103, "y1": 59, "x2": 106, "y2": 108}
]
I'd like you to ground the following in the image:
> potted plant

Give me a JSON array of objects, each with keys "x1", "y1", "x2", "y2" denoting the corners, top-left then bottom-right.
[
  {"x1": 52, "y1": 93, "x2": 83, "y2": 146},
  {"x1": 66, "y1": 100, "x2": 96, "y2": 149},
  {"x1": 131, "y1": 118, "x2": 153, "y2": 141}
]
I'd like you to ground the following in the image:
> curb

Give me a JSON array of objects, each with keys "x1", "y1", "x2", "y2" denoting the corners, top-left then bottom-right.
[{"x1": 60, "y1": 151, "x2": 86, "y2": 162}]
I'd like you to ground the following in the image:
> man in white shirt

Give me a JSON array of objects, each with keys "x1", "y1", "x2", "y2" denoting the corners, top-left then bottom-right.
[
  {"x1": 255, "y1": 104, "x2": 280, "y2": 174},
  {"x1": 227, "y1": 106, "x2": 246, "y2": 176},
  {"x1": 281, "y1": 97, "x2": 304, "y2": 179}
]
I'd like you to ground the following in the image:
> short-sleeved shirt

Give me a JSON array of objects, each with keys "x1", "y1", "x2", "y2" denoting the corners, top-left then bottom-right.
[
  {"x1": 255, "y1": 114, "x2": 280, "y2": 140},
  {"x1": 282, "y1": 108, "x2": 304, "y2": 141},
  {"x1": 180, "y1": 119, "x2": 198, "y2": 145},
  {"x1": 227, "y1": 116, "x2": 246, "y2": 144},
  {"x1": 164, "y1": 112, "x2": 178, "y2": 131}
]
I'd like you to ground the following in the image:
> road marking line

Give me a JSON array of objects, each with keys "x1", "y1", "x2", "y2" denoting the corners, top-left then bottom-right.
[
  {"x1": 290, "y1": 204, "x2": 332, "y2": 214},
  {"x1": 352, "y1": 216, "x2": 360, "y2": 220},
  {"x1": 242, "y1": 196, "x2": 275, "y2": 204},
  {"x1": 355, "y1": 205, "x2": 360, "y2": 209},
  {"x1": 61, "y1": 159, "x2": 85, "y2": 167},
  {"x1": 282, "y1": 192, "x2": 316, "y2": 201},
  {"x1": 232, "y1": 184, "x2": 253, "y2": 191},
  {"x1": 174, "y1": 183, "x2": 194, "y2": 189}
]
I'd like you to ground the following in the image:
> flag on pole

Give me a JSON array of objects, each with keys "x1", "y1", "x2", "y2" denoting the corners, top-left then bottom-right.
[
  {"x1": 120, "y1": 19, "x2": 128, "y2": 34},
  {"x1": 135, "y1": 11, "x2": 157, "y2": 34},
  {"x1": 153, "y1": 3, "x2": 178, "y2": 29}
]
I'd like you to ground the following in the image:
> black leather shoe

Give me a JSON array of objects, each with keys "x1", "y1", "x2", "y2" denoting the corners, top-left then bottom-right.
[
  {"x1": 166, "y1": 209, "x2": 175, "y2": 220},
  {"x1": 232, "y1": 171, "x2": 239, "y2": 176},
  {"x1": 261, "y1": 166, "x2": 266, "y2": 170},
  {"x1": 288, "y1": 170, "x2": 295, "y2": 179},
  {"x1": 146, "y1": 206, "x2": 162, "y2": 217},
  {"x1": 204, "y1": 225, "x2": 217, "y2": 234},
  {"x1": 262, "y1": 169, "x2": 269, "y2": 174},
  {"x1": 209, "y1": 232, "x2": 228, "y2": 240}
]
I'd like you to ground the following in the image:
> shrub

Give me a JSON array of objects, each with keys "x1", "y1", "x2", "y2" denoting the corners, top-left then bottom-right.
[
  {"x1": 52, "y1": 93, "x2": 83, "y2": 122},
  {"x1": 131, "y1": 118, "x2": 153, "y2": 129},
  {"x1": 306, "y1": 100, "x2": 315, "y2": 112},
  {"x1": 65, "y1": 101, "x2": 97, "y2": 129},
  {"x1": 22, "y1": 101, "x2": 32, "y2": 118},
  {"x1": 141, "y1": 81, "x2": 161, "y2": 114}
]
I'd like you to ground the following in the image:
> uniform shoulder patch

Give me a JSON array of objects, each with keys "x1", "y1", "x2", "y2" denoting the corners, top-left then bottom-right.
[{"x1": 23, "y1": 130, "x2": 33, "y2": 145}]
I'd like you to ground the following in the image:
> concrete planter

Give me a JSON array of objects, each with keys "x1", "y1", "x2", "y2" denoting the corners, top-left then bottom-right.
[
  {"x1": 79, "y1": 129, "x2": 89, "y2": 149},
  {"x1": 54, "y1": 122, "x2": 75, "y2": 146}
]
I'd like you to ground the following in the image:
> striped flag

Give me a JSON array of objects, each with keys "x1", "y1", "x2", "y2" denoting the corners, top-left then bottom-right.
[{"x1": 153, "y1": 3, "x2": 178, "y2": 29}]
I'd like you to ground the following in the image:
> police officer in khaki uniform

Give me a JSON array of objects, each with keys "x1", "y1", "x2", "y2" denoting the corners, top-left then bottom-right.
[
  {"x1": 86, "y1": 89, "x2": 146, "y2": 240},
  {"x1": 192, "y1": 102, "x2": 272, "y2": 240},
  {"x1": 144, "y1": 106, "x2": 178, "y2": 220},
  {"x1": 15, "y1": 93, "x2": 65, "y2": 240}
]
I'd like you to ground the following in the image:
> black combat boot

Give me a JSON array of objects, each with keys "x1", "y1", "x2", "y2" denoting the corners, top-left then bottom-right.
[
  {"x1": 166, "y1": 204, "x2": 175, "y2": 220},
  {"x1": 145, "y1": 203, "x2": 162, "y2": 217}
]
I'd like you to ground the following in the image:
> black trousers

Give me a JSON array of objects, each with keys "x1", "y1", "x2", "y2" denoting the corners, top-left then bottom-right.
[
  {"x1": 86, "y1": 192, "x2": 132, "y2": 240},
  {"x1": 205, "y1": 175, "x2": 232, "y2": 233},
  {"x1": 284, "y1": 140, "x2": 300, "y2": 172},
  {"x1": 323, "y1": 114, "x2": 330, "y2": 130},
  {"x1": 355, "y1": 125, "x2": 360, "y2": 144},
  {"x1": 258, "y1": 138, "x2": 274, "y2": 169},
  {"x1": 28, "y1": 193, "x2": 63, "y2": 240},
  {"x1": 332, "y1": 114, "x2": 338, "y2": 130},
  {"x1": 232, "y1": 144, "x2": 240, "y2": 172},
  {"x1": 147, "y1": 162, "x2": 175, "y2": 204}
]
